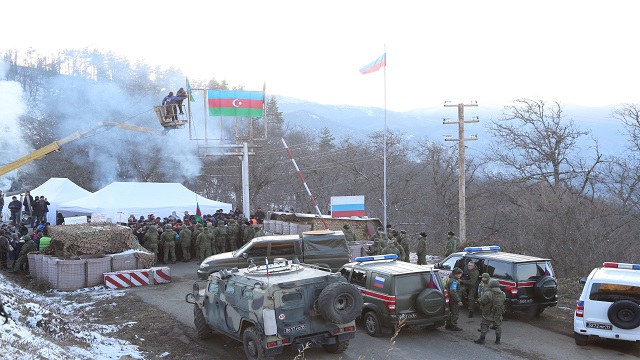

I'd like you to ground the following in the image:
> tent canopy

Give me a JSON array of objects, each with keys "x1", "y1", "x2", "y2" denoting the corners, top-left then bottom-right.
[
  {"x1": 57, "y1": 182, "x2": 232, "y2": 223},
  {"x1": 2, "y1": 178, "x2": 91, "y2": 222}
]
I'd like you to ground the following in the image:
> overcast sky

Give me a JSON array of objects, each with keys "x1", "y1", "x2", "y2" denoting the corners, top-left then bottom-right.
[{"x1": 3, "y1": 0, "x2": 639, "y2": 112}]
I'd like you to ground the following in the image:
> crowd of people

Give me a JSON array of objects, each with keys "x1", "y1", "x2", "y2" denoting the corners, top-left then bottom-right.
[{"x1": 127, "y1": 207, "x2": 267, "y2": 266}]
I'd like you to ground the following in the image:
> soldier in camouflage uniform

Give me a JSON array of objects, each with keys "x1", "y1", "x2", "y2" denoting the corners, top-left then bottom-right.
[
  {"x1": 388, "y1": 235, "x2": 406, "y2": 261},
  {"x1": 197, "y1": 227, "x2": 212, "y2": 261},
  {"x1": 460, "y1": 261, "x2": 480, "y2": 317},
  {"x1": 214, "y1": 221, "x2": 227, "y2": 254},
  {"x1": 371, "y1": 227, "x2": 389, "y2": 248},
  {"x1": 10, "y1": 235, "x2": 36, "y2": 273},
  {"x1": 143, "y1": 225, "x2": 159, "y2": 265},
  {"x1": 398, "y1": 230, "x2": 410, "y2": 262},
  {"x1": 180, "y1": 224, "x2": 192, "y2": 262},
  {"x1": 475, "y1": 277, "x2": 506, "y2": 345},
  {"x1": 254, "y1": 226, "x2": 264, "y2": 238},
  {"x1": 227, "y1": 219, "x2": 240, "y2": 251},
  {"x1": 416, "y1": 232, "x2": 428, "y2": 265},
  {"x1": 161, "y1": 224, "x2": 177, "y2": 264},
  {"x1": 445, "y1": 231, "x2": 458, "y2": 257},
  {"x1": 342, "y1": 224, "x2": 356, "y2": 242},
  {"x1": 367, "y1": 238, "x2": 384, "y2": 256},
  {"x1": 243, "y1": 220, "x2": 255, "y2": 245},
  {"x1": 445, "y1": 267, "x2": 464, "y2": 331}
]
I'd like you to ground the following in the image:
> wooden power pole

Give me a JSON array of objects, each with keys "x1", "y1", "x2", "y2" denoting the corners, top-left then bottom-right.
[{"x1": 443, "y1": 101, "x2": 479, "y2": 245}]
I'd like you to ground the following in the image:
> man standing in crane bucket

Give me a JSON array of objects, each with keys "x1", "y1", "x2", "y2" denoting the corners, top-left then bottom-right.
[{"x1": 162, "y1": 91, "x2": 181, "y2": 121}]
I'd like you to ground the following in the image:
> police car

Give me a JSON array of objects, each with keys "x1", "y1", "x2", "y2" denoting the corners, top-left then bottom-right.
[
  {"x1": 574, "y1": 262, "x2": 640, "y2": 345},
  {"x1": 433, "y1": 245, "x2": 557, "y2": 317}
]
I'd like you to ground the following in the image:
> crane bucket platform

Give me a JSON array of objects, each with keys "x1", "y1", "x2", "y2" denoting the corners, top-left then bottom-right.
[{"x1": 154, "y1": 105, "x2": 188, "y2": 129}]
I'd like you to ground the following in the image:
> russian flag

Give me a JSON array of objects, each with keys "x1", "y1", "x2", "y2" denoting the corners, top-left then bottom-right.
[
  {"x1": 429, "y1": 272, "x2": 441, "y2": 292},
  {"x1": 544, "y1": 262, "x2": 553, "y2": 276},
  {"x1": 374, "y1": 276, "x2": 385, "y2": 288},
  {"x1": 331, "y1": 196, "x2": 365, "y2": 218},
  {"x1": 359, "y1": 53, "x2": 386, "y2": 75}
]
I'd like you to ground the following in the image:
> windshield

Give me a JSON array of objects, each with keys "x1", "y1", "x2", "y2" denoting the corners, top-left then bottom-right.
[{"x1": 233, "y1": 241, "x2": 253, "y2": 257}]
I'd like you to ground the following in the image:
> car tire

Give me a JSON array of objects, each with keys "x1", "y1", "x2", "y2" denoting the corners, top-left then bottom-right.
[
  {"x1": 607, "y1": 300, "x2": 640, "y2": 330},
  {"x1": 416, "y1": 288, "x2": 445, "y2": 315},
  {"x1": 574, "y1": 332, "x2": 589, "y2": 346},
  {"x1": 534, "y1": 276, "x2": 557, "y2": 301},
  {"x1": 193, "y1": 305, "x2": 213, "y2": 339},
  {"x1": 322, "y1": 340, "x2": 350, "y2": 353},
  {"x1": 363, "y1": 311, "x2": 383, "y2": 337},
  {"x1": 243, "y1": 326, "x2": 272, "y2": 360},
  {"x1": 317, "y1": 282, "x2": 363, "y2": 324}
]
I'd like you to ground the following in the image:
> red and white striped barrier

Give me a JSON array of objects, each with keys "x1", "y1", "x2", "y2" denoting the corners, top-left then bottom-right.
[
  {"x1": 152, "y1": 266, "x2": 171, "y2": 284},
  {"x1": 104, "y1": 268, "x2": 170, "y2": 289}
]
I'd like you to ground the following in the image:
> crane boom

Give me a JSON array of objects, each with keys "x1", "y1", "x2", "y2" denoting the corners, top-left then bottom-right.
[{"x1": 0, "y1": 121, "x2": 160, "y2": 177}]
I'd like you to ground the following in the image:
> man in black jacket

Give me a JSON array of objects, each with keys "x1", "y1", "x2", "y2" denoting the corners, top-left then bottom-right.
[{"x1": 8, "y1": 196, "x2": 21, "y2": 226}]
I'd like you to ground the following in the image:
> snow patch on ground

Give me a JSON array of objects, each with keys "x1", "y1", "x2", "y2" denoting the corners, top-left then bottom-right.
[{"x1": 0, "y1": 273, "x2": 145, "y2": 359}]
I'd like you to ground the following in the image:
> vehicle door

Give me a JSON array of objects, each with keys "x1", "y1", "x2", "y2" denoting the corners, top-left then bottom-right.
[
  {"x1": 243, "y1": 241, "x2": 269, "y2": 266},
  {"x1": 516, "y1": 261, "x2": 557, "y2": 303},
  {"x1": 273, "y1": 287, "x2": 310, "y2": 336},
  {"x1": 484, "y1": 260, "x2": 515, "y2": 299},
  {"x1": 395, "y1": 273, "x2": 445, "y2": 321},
  {"x1": 220, "y1": 281, "x2": 242, "y2": 336},
  {"x1": 437, "y1": 254, "x2": 463, "y2": 280},
  {"x1": 267, "y1": 241, "x2": 299, "y2": 264},
  {"x1": 204, "y1": 280, "x2": 225, "y2": 331}
]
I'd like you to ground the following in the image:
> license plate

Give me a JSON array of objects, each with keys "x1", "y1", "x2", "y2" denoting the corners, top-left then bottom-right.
[
  {"x1": 284, "y1": 324, "x2": 306, "y2": 333},
  {"x1": 399, "y1": 313, "x2": 418, "y2": 320},
  {"x1": 519, "y1": 298, "x2": 534, "y2": 303},
  {"x1": 586, "y1": 322, "x2": 612, "y2": 330}
]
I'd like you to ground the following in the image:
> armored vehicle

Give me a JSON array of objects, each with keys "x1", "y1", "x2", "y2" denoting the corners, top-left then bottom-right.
[
  {"x1": 186, "y1": 258, "x2": 363, "y2": 359},
  {"x1": 197, "y1": 230, "x2": 351, "y2": 280}
]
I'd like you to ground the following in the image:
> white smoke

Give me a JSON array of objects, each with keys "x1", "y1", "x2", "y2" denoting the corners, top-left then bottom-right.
[{"x1": 0, "y1": 61, "x2": 30, "y2": 191}]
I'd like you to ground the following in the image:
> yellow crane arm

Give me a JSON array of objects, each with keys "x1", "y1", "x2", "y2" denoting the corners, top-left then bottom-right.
[{"x1": 0, "y1": 121, "x2": 160, "y2": 177}]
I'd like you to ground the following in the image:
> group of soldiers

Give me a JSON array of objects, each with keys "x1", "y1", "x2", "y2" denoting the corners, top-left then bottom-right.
[
  {"x1": 140, "y1": 218, "x2": 262, "y2": 265},
  {"x1": 445, "y1": 262, "x2": 506, "y2": 345}
]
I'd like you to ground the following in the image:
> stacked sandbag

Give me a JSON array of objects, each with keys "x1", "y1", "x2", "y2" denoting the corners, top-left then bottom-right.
[{"x1": 47, "y1": 222, "x2": 143, "y2": 257}]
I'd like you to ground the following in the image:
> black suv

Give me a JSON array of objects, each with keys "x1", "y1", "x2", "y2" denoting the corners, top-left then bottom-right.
[
  {"x1": 339, "y1": 254, "x2": 449, "y2": 337},
  {"x1": 433, "y1": 246, "x2": 558, "y2": 317}
]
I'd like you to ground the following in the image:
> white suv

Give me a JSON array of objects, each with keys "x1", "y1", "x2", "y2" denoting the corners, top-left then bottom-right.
[{"x1": 574, "y1": 262, "x2": 640, "y2": 345}]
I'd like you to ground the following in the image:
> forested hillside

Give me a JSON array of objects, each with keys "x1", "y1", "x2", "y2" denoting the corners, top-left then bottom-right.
[{"x1": 2, "y1": 48, "x2": 640, "y2": 277}]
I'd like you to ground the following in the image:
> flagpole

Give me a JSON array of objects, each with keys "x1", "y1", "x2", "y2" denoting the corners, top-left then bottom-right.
[{"x1": 383, "y1": 45, "x2": 388, "y2": 235}]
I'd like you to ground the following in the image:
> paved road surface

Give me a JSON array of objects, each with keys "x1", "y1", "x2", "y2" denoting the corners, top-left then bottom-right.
[{"x1": 128, "y1": 261, "x2": 640, "y2": 359}]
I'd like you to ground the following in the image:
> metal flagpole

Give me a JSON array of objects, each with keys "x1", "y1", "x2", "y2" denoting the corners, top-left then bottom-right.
[{"x1": 383, "y1": 45, "x2": 388, "y2": 235}]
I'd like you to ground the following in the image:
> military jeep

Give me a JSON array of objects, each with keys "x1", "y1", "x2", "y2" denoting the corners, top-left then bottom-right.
[{"x1": 186, "y1": 258, "x2": 364, "y2": 360}]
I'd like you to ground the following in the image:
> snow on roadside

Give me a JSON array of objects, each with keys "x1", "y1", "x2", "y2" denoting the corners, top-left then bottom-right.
[{"x1": 0, "y1": 273, "x2": 145, "y2": 359}]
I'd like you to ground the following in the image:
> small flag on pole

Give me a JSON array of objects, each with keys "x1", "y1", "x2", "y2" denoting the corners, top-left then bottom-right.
[
  {"x1": 195, "y1": 202, "x2": 203, "y2": 223},
  {"x1": 187, "y1": 77, "x2": 195, "y2": 102},
  {"x1": 359, "y1": 53, "x2": 386, "y2": 75}
]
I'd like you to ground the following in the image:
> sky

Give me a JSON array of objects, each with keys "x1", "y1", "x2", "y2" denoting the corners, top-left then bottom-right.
[{"x1": 3, "y1": 0, "x2": 640, "y2": 112}]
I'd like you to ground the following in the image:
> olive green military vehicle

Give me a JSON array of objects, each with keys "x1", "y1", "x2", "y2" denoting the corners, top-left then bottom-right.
[
  {"x1": 197, "y1": 230, "x2": 351, "y2": 280},
  {"x1": 186, "y1": 258, "x2": 364, "y2": 360}
]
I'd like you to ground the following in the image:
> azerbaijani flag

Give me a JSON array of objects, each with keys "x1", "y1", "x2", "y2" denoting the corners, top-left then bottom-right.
[
  {"x1": 359, "y1": 53, "x2": 386, "y2": 75},
  {"x1": 208, "y1": 90, "x2": 264, "y2": 117},
  {"x1": 195, "y1": 202, "x2": 203, "y2": 223},
  {"x1": 187, "y1": 78, "x2": 195, "y2": 102}
]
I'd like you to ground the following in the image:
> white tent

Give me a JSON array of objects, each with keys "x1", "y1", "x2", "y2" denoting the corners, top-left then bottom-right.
[
  {"x1": 2, "y1": 178, "x2": 92, "y2": 223},
  {"x1": 57, "y1": 182, "x2": 232, "y2": 223}
]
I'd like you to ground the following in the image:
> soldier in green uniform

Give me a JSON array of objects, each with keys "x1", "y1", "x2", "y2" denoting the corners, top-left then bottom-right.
[
  {"x1": 371, "y1": 227, "x2": 389, "y2": 248},
  {"x1": 254, "y1": 226, "x2": 264, "y2": 238},
  {"x1": 381, "y1": 240, "x2": 400, "y2": 256},
  {"x1": 416, "y1": 232, "x2": 428, "y2": 265},
  {"x1": 398, "y1": 230, "x2": 410, "y2": 262},
  {"x1": 227, "y1": 219, "x2": 240, "y2": 251},
  {"x1": 389, "y1": 234, "x2": 406, "y2": 261},
  {"x1": 243, "y1": 221, "x2": 255, "y2": 245},
  {"x1": 214, "y1": 221, "x2": 227, "y2": 254},
  {"x1": 342, "y1": 224, "x2": 356, "y2": 242},
  {"x1": 191, "y1": 223, "x2": 203, "y2": 260},
  {"x1": 180, "y1": 225, "x2": 192, "y2": 262},
  {"x1": 197, "y1": 227, "x2": 212, "y2": 261},
  {"x1": 367, "y1": 238, "x2": 384, "y2": 256},
  {"x1": 143, "y1": 225, "x2": 159, "y2": 265},
  {"x1": 460, "y1": 261, "x2": 480, "y2": 317},
  {"x1": 11, "y1": 235, "x2": 37, "y2": 273},
  {"x1": 161, "y1": 224, "x2": 177, "y2": 264},
  {"x1": 445, "y1": 231, "x2": 458, "y2": 256},
  {"x1": 475, "y1": 277, "x2": 506, "y2": 345},
  {"x1": 445, "y1": 267, "x2": 464, "y2": 331}
]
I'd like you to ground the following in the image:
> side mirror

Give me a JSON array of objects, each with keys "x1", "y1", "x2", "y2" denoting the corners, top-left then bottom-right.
[
  {"x1": 186, "y1": 282, "x2": 200, "y2": 304},
  {"x1": 579, "y1": 277, "x2": 587, "y2": 284},
  {"x1": 433, "y1": 263, "x2": 440, "y2": 269}
]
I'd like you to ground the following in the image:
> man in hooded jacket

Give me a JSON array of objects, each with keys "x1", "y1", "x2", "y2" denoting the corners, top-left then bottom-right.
[{"x1": 475, "y1": 276, "x2": 506, "y2": 345}]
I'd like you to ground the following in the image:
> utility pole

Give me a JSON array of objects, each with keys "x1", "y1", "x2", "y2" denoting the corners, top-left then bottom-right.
[{"x1": 443, "y1": 101, "x2": 479, "y2": 245}]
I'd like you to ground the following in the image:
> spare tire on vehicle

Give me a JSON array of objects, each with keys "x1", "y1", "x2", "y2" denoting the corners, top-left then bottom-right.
[
  {"x1": 317, "y1": 282, "x2": 363, "y2": 324},
  {"x1": 607, "y1": 300, "x2": 640, "y2": 330},
  {"x1": 416, "y1": 288, "x2": 445, "y2": 315},
  {"x1": 534, "y1": 276, "x2": 557, "y2": 301}
]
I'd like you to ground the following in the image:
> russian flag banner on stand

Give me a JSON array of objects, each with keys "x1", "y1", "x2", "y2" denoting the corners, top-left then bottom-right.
[{"x1": 331, "y1": 196, "x2": 365, "y2": 218}]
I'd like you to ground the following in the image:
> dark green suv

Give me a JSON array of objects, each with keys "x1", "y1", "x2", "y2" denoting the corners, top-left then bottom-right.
[
  {"x1": 339, "y1": 254, "x2": 449, "y2": 337},
  {"x1": 434, "y1": 246, "x2": 558, "y2": 317}
]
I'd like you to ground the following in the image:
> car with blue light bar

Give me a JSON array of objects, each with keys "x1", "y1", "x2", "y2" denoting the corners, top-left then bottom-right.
[
  {"x1": 574, "y1": 261, "x2": 640, "y2": 346},
  {"x1": 338, "y1": 254, "x2": 449, "y2": 337},
  {"x1": 433, "y1": 245, "x2": 558, "y2": 317}
]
